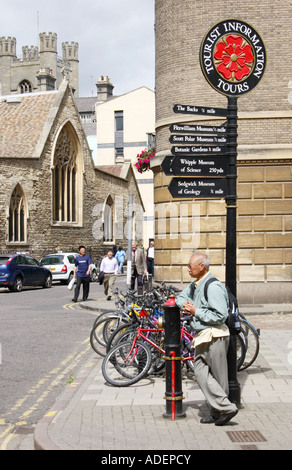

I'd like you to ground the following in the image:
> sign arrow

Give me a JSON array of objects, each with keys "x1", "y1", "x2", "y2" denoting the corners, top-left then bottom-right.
[
  {"x1": 161, "y1": 156, "x2": 174, "y2": 175},
  {"x1": 169, "y1": 123, "x2": 227, "y2": 135},
  {"x1": 168, "y1": 177, "x2": 227, "y2": 199},
  {"x1": 171, "y1": 145, "x2": 227, "y2": 156},
  {"x1": 169, "y1": 134, "x2": 227, "y2": 144},
  {"x1": 173, "y1": 104, "x2": 227, "y2": 117},
  {"x1": 169, "y1": 155, "x2": 228, "y2": 177}
]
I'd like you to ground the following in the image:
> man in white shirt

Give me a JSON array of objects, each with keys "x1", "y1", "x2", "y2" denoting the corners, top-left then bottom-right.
[
  {"x1": 100, "y1": 250, "x2": 118, "y2": 300},
  {"x1": 146, "y1": 240, "x2": 155, "y2": 277}
]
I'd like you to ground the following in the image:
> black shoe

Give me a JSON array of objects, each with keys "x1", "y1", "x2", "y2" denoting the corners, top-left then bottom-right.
[
  {"x1": 72, "y1": 298, "x2": 78, "y2": 302},
  {"x1": 82, "y1": 298, "x2": 88, "y2": 301},
  {"x1": 200, "y1": 415, "x2": 218, "y2": 424},
  {"x1": 107, "y1": 296, "x2": 111, "y2": 301},
  {"x1": 215, "y1": 409, "x2": 238, "y2": 426}
]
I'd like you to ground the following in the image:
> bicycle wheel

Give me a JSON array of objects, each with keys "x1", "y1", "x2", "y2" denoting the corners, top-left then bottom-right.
[
  {"x1": 102, "y1": 340, "x2": 152, "y2": 387},
  {"x1": 102, "y1": 316, "x2": 129, "y2": 345},
  {"x1": 236, "y1": 332, "x2": 246, "y2": 370},
  {"x1": 91, "y1": 310, "x2": 120, "y2": 329},
  {"x1": 145, "y1": 330, "x2": 165, "y2": 375},
  {"x1": 238, "y1": 319, "x2": 260, "y2": 371},
  {"x1": 106, "y1": 323, "x2": 138, "y2": 353},
  {"x1": 90, "y1": 315, "x2": 122, "y2": 356}
]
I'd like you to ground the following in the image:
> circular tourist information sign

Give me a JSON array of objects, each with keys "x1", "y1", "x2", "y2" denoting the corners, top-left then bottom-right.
[{"x1": 200, "y1": 19, "x2": 266, "y2": 96}]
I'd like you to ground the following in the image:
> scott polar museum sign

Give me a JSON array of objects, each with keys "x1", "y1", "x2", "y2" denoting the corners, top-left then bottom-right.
[{"x1": 199, "y1": 19, "x2": 266, "y2": 96}]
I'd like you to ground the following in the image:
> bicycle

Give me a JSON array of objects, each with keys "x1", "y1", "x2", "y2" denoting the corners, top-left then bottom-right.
[
  {"x1": 102, "y1": 316, "x2": 196, "y2": 387},
  {"x1": 90, "y1": 290, "x2": 151, "y2": 356}
]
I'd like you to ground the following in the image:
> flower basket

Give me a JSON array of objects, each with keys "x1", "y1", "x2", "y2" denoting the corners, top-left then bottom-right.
[{"x1": 134, "y1": 147, "x2": 155, "y2": 173}]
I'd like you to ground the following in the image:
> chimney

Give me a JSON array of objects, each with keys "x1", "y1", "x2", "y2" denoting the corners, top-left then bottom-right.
[{"x1": 96, "y1": 75, "x2": 114, "y2": 101}]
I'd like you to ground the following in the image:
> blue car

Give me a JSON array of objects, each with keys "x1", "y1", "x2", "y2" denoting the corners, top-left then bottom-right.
[{"x1": 0, "y1": 253, "x2": 52, "y2": 292}]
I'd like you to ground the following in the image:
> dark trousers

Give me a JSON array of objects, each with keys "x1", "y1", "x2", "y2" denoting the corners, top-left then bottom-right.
[
  {"x1": 147, "y1": 258, "x2": 154, "y2": 277},
  {"x1": 131, "y1": 267, "x2": 143, "y2": 290},
  {"x1": 74, "y1": 276, "x2": 90, "y2": 301}
]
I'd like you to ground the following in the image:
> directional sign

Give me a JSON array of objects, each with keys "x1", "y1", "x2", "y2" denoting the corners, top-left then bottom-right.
[
  {"x1": 170, "y1": 134, "x2": 227, "y2": 145},
  {"x1": 169, "y1": 123, "x2": 227, "y2": 135},
  {"x1": 173, "y1": 104, "x2": 227, "y2": 117},
  {"x1": 168, "y1": 178, "x2": 227, "y2": 199},
  {"x1": 171, "y1": 145, "x2": 227, "y2": 156},
  {"x1": 169, "y1": 156, "x2": 228, "y2": 177},
  {"x1": 161, "y1": 156, "x2": 174, "y2": 175},
  {"x1": 168, "y1": 177, "x2": 227, "y2": 198}
]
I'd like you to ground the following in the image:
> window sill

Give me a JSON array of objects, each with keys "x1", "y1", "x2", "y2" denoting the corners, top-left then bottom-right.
[
  {"x1": 6, "y1": 241, "x2": 29, "y2": 246},
  {"x1": 52, "y1": 222, "x2": 82, "y2": 228}
]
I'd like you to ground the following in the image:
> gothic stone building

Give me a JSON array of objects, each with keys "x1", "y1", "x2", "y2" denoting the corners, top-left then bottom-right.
[
  {"x1": 0, "y1": 32, "x2": 79, "y2": 96},
  {"x1": 0, "y1": 79, "x2": 144, "y2": 260},
  {"x1": 153, "y1": 0, "x2": 292, "y2": 303}
]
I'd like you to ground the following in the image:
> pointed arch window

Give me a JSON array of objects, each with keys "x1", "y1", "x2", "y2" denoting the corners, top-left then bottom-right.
[
  {"x1": 53, "y1": 126, "x2": 78, "y2": 223},
  {"x1": 103, "y1": 196, "x2": 114, "y2": 242},
  {"x1": 19, "y1": 80, "x2": 32, "y2": 93},
  {"x1": 9, "y1": 185, "x2": 26, "y2": 242}
]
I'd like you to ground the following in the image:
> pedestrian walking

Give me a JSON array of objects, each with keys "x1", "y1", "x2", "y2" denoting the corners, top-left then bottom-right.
[
  {"x1": 100, "y1": 250, "x2": 118, "y2": 300},
  {"x1": 146, "y1": 240, "x2": 155, "y2": 277},
  {"x1": 72, "y1": 246, "x2": 93, "y2": 302},
  {"x1": 175, "y1": 251, "x2": 238, "y2": 426},
  {"x1": 115, "y1": 246, "x2": 126, "y2": 274},
  {"x1": 131, "y1": 241, "x2": 147, "y2": 291}
]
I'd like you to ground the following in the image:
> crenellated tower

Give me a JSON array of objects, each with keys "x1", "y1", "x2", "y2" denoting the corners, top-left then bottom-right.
[
  {"x1": 62, "y1": 41, "x2": 79, "y2": 96},
  {"x1": 0, "y1": 32, "x2": 79, "y2": 96},
  {"x1": 0, "y1": 36, "x2": 17, "y2": 57}
]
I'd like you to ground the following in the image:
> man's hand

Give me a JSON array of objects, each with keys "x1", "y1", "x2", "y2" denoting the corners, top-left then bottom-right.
[{"x1": 183, "y1": 301, "x2": 196, "y2": 315}]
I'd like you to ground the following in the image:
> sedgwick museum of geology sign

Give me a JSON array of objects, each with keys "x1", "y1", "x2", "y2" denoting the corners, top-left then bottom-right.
[{"x1": 200, "y1": 19, "x2": 266, "y2": 96}]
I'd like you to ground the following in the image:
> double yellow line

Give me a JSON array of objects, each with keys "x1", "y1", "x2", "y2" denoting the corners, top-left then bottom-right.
[{"x1": 0, "y1": 337, "x2": 91, "y2": 450}]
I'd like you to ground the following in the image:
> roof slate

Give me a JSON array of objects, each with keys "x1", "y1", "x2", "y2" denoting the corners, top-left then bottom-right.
[{"x1": 0, "y1": 91, "x2": 57, "y2": 159}]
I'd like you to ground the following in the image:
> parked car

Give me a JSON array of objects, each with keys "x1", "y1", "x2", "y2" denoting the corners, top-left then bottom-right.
[
  {"x1": 40, "y1": 252, "x2": 78, "y2": 285},
  {"x1": 40, "y1": 252, "x2": 97, "y2": 284},
  {"x1": 0, "y1": 253, "x2": 52, "y2": 292}
]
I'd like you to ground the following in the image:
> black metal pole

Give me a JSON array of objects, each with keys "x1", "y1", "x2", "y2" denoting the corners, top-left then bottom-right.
[
  {"x1": 226, "y1": 95, "x2": 241, "y2": 407},
  {"x1": 162, "y1": 298, "x2": 186, "y2": 419}
]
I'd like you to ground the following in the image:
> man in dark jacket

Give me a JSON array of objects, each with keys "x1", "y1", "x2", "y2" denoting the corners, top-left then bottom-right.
[{"x1": 130, "y1": 241, "x2": 147, "y2": 290}]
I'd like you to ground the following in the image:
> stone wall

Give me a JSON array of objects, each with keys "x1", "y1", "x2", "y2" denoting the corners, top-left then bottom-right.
[{"x1": 0, "y1": 86, "x2": 143, "y2": 262}]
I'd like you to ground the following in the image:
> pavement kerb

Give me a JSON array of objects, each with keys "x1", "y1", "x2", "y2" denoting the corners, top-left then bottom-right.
[
  {"x1": 33, "y1": 303, "x2": 114, "y2": 451},
  {"x1": 34, "y1": 351, "x2": 98, "y2": 451}
]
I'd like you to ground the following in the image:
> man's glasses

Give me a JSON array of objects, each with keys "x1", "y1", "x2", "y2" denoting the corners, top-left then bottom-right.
[{"x1": 188, "y1": 262, "x2": 203, "y2": 269}]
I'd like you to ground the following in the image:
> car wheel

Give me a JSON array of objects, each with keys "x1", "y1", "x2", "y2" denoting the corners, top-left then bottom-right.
[
  {"x1": 43, "y1": 274, "x2": 52, "y2": 288},
  {"x1": 12, "y1": 276, "x2": 23, "y2": 292}
]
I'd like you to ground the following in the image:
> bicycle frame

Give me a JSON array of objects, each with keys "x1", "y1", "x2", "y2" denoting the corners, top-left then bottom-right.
[{"x1": 124, "y1": 325, "x2": 194, "y2": 365}]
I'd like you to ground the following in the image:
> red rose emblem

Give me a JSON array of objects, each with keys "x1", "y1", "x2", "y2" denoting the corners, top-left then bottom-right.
[{"x1": 214, "y1": 34, "x2": 254, "y2": 81}]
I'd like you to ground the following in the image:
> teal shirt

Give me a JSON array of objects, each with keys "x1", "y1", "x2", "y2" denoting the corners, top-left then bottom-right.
[{"x1": 175, "y1": 272, "x2": 229, "y2": 332}]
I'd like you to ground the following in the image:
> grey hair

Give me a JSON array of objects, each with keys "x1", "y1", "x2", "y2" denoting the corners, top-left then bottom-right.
[{"x1": 191, "y1": 251, "x2": 210, "y2": 268}]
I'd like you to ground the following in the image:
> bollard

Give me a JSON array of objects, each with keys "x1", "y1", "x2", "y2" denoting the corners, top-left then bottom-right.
[{"x1": 162, "y1": 295, "x2": 186, "y2": 420}]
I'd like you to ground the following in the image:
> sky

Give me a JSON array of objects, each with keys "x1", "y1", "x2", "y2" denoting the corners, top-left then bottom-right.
[{"x1": 0, "y1": 0, "x2": 155, "y2": 97}]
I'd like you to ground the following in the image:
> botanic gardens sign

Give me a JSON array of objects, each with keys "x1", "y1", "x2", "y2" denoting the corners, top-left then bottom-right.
[{"x1": 200, "y1": 19, "x2": 266, "y2": 96}]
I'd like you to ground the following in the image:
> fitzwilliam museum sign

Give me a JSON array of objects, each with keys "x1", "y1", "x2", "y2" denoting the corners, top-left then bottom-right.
[{"x1": 200, "y1": 19, "x2": 266, "y2": 96}]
